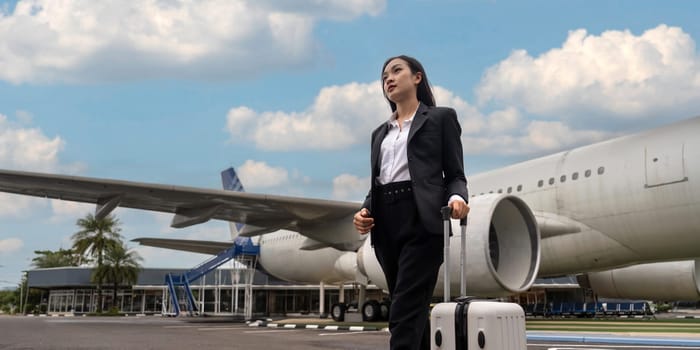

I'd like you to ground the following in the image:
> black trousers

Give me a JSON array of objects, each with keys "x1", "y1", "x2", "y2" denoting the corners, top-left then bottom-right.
[{"x1": 371, "y1": 181, "x2": 444, "y2": 350}]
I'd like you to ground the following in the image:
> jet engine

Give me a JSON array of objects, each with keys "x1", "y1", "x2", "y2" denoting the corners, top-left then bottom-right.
[
  {"x1": 357, "y1": 193, "x2": 541, "y2": 297},
  {"x1": 578, "y1": 260, "x2": 700, "y2": 300}
]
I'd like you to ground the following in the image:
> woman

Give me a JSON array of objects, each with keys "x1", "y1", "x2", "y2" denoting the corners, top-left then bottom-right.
[{"x1": 353, "y1": 55, "x2": 469, "y2": 350}]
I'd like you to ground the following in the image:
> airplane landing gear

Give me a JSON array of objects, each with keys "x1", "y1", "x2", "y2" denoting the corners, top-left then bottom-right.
[
  {"x1": 330, "y1": 303, "x2": 346, "y2": 322},
  {"x1": 361, "y1": 299, "x2": 391, "y2": 322},
  {"x1": 361, "y1": 300, "x2": 380, "y2": 321}
]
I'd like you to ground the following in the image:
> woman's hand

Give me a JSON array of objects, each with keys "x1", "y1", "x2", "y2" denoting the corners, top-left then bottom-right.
[
  {"x1": 353, "y1": 208, "x2": 374, "y2": 234},
  {"x1": 449, "y1": 199, "x2": 470, "y2": 219}
]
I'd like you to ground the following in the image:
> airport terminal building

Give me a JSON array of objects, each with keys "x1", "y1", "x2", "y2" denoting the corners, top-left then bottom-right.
[
  {"x1": 27, "y1": 267, "x2": 656, "y2": 318},
  {"x1": 26, "y1": 266, "x2": 384, "y2": 316}
]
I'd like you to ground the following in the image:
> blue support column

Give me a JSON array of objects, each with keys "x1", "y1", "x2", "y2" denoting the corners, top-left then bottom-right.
[{"x1": 165, "y1": 273, "x2": 181, "y2": 316}]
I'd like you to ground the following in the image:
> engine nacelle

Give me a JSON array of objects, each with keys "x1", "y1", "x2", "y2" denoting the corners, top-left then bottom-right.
[
  {"x1": 578, "y1": 260, "x2": 700, "y2": 300},
  {"x1": 357, "y1": 194, "x2": 540, "y2": 297}
]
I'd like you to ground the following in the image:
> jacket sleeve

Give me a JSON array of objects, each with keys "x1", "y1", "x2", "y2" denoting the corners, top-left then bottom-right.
[
  {"x1": 362, "y1": 129, "x2": 375, "y2": 212},
  {"x1": 441, "y1": 108, "x2": 469, "y2": 202},
  {"x1": 362, "y1": 190, "x2": 371, "y2": 212}
]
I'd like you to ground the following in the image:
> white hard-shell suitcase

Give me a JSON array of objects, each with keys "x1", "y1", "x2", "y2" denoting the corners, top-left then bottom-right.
[{"x1": 430, "y1": 207, "x2": 527, "y2": 350}]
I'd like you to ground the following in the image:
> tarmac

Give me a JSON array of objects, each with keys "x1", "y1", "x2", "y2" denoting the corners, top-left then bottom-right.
[{"x1": 3, "y1": 312, "x2": 700, "y2": 349}]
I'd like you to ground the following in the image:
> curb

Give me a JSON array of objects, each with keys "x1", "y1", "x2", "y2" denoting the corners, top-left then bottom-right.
[{"x1": 247, "y1": 320, "x2": 386, "y2": 332}]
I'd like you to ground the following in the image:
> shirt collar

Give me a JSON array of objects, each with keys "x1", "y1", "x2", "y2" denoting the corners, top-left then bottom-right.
[{"x1": 386, "y1": 102, "x2": 421, "y2": 127}]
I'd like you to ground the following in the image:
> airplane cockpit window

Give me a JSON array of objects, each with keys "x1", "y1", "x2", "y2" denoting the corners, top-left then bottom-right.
[
  {"x1": 585, "y1": 169, "x2": 592, "y2": 177},
  {"x1": 572, "y1": 172, "x2": 579, "y2": 180},
  {"x1": 598, "y1": 166, "x2": 605, "y2": 175}
]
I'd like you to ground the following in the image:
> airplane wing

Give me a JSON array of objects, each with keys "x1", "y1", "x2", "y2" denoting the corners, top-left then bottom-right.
[
  {"x1": 131, "y1": 238, "x2": 233, "y2": 255},
  {"x1": 0, "y1": 169, "x2": 361, "y2": 235}
]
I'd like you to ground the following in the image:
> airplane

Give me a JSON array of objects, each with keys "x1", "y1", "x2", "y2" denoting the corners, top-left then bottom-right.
[{"x1": 0, "y1": 115, "x2": 698, "y2": 320}]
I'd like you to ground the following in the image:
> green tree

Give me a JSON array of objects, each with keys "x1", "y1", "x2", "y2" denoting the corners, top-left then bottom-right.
[
  {"x1": 0, "y1": 289, "x2": 17, "y2": 314},
  {"x1": 72, "y1": 214, "x2": 122, "y2": 313},
  {"x1": 93, "y1": 243, "x2": 142, "y2": 311},
  {"x1": 31, "y1": 248, "x2": 83, "y2": 268}
]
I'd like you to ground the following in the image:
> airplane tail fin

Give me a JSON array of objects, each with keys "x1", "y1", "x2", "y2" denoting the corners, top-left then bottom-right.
[{"x1": 221, "y1": 167, "x2": 245, "y2": 240}]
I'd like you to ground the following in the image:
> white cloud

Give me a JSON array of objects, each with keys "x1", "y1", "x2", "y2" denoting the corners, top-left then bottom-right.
[
  {"x1": 50, "y1": 200, "x2": 93, "y2": 223},
  {"x1": 0, "y1": 114, "x2": 80, "y2": 216},
  {"x1": 225, "y1": 81, "x2": 610, "y2": 156},
  {"x1": 0, "y1": 193, "x2": 44, "y2": 217},
  {"x1": 256, "y1": 0, "x2": 385, "y2": 20},
  {"x1": 0, "y1": 237, "x2": 23, "y2": 253},
  {"x1": 433, "y1": 86, "x2": 487, "y2": 134},
  {"x1": 0, "y1": 114, "x2": 65, "y2": 172},
  {"x1": 227, "y1": 82, "x2": 389, "y2": 150},
  {"x1": 0, "y1": 0, "x2": 386, "y2": 84},
  {"x1": 476, "y1": 25, "x2": 700, "y2": 121},
  {"x1": 463, "y1": 120, "x2": 608, "y2": 155},
  {"x1": 237, "y1": 160, "x2": 289, "y2": 189},
  {"x1": 332, "y1": 174, "x2": 369, "y2": 201}
]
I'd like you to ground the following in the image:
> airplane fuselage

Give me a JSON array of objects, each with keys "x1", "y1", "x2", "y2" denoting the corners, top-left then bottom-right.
[
  {"x1": 257, "y1": 116, "x2": 700, "y2": 286},
  {"x1": 470, "y1": 117, "x2": 700, "y2": 275}
]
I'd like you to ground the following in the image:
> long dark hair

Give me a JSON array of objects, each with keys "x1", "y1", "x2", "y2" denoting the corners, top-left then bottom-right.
[{"x1": 381, "y1": 55, "x2": 436, "y2": 112}]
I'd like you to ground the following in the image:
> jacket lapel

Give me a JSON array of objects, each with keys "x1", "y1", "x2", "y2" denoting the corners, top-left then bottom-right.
[
  {"x1": 407, "y1": 102, "x2": 429, "y2": 145},
  {"x1": 371, "y1": 123, "x2": 388, "y2": 177}
]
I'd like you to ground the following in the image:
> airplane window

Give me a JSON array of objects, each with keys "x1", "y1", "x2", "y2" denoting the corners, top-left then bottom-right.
[
  {"x1": 489, "y1": 190, "x2": 494, "y2": 194},
  {"x1": 560, "y1": 175, "x2": 566, "y2": 183},
  {"x1": 480, "y1": 193, "x2": 484, "y2": 195},
  {"x1": 507, "y1": 186, "x2": 512, "y2": 193},
  {"x1": 585, "y1": 169, "x2": 592, "y2": 177},
  {"x1": 572, "y1": 172, "x2": 579, "y2": 180},
  {"x1": 497, "y1": 189, "x2": 503, "y2": 194},
  {"x1": 517, "y1": 185, "x2": 522, "y2": 192},
  {"x1": 548, "y1": 177, "x2": 555, "y2": 185},
  {"x1": 537, "y1": 180, "x2": 543, "y2": 187},
  {"x1": 598, "y1": 166, "x2": 605, "y2": 175}
]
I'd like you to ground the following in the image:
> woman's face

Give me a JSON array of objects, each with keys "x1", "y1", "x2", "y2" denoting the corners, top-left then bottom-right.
[{"x1": 382, "y1": 58, "x2": 422, "y2": 104}]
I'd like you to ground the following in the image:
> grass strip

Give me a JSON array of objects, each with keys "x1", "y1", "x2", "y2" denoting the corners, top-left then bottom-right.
[{"x1": 527, "y1": 326, "x2": 700, "y2": 333}]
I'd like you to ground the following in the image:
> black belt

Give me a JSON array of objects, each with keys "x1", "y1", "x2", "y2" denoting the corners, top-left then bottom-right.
[{"x1": 375, "y1": 180, "x2": 414, "y2": 203}]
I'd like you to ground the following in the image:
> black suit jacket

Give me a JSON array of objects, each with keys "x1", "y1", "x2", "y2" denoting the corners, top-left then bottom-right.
[{"x1": 362, "y1": 102, "x2": 469, "y2": 235}]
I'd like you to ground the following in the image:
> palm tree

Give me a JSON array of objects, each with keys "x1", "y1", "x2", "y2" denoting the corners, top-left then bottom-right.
[
  {"x1": 72, "y1": 214, "x2": 123, "y2": 313},
  {"x1": 31, "y1": 248, "x2": 83, "y2": 268},
  {"x1": 93, "y1": 243, "x2": 142, "y2": 311}
]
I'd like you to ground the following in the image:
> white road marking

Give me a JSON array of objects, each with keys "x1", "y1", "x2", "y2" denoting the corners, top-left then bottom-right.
[
  {"x1": 319, "y1": 331, "x2": 374, "y2": 336},
  {"x1": 244, "y1": 329, "x2": 297, "y2": 334}
]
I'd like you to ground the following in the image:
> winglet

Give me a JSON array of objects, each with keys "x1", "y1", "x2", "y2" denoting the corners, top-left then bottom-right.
[{"x1": 221, "y1": 167, "x2": 245, "y2": 238}]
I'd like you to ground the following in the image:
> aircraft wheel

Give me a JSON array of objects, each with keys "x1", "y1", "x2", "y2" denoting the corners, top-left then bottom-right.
[
  {"x1": 379, "y1": 300, "x2": 391, "y2": 321},
  {"x1": 330, "y1": 303, "x2": 346, "y2": 322},
  {"x1": 362, "y1": 300, "x2": 380, "y2": 322}
]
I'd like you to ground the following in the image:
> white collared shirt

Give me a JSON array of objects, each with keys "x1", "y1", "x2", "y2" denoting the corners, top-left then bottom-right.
[{"x1": 377, "y1": 115, "x2": 413, "y2": 185}]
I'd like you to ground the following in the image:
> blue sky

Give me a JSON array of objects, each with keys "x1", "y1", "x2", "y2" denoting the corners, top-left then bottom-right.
[{"x1": 1, "y1": 0, "x2": 700, "y2": 287}]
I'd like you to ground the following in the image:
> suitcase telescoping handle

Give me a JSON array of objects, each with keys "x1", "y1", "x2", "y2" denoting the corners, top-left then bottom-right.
[{"x1": 440, "y1": 206, "x2": 468, "y2": 302}]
